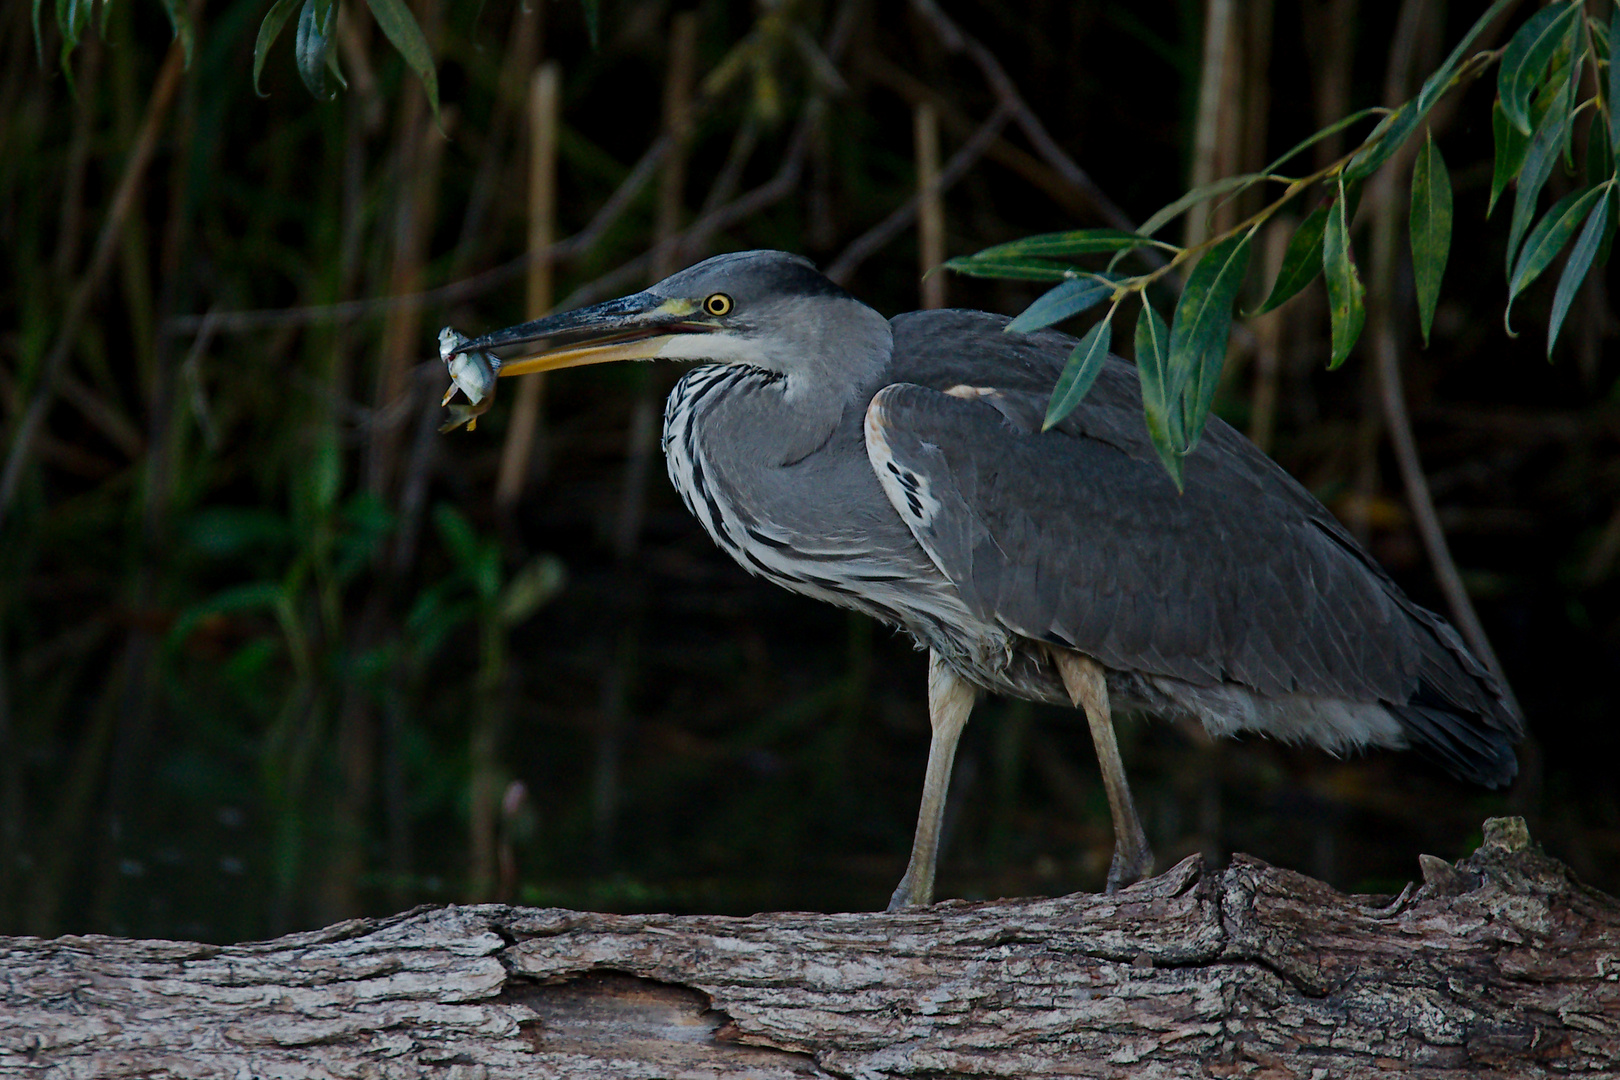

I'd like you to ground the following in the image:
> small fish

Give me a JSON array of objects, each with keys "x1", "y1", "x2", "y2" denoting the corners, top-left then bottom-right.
[
  {"x1": 438, "y1": 397, "x2": 495, "y2": 434},
  {"x1": 438, "y1": 327, "x2": 501, "y2": 432}
]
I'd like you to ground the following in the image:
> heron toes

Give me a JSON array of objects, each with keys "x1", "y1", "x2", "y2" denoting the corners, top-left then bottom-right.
[
  {"x1": 886, "y1": 875, "x2": 930, "y2": 911},
  {"x1": 1105, "y1": 842, "x2": 1156, "y2": 894}
]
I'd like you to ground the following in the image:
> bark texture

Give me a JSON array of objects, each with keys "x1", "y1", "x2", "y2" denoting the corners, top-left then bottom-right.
[{"x1": 3, "y1": 818, "x2": 1616, "y2": 1079}]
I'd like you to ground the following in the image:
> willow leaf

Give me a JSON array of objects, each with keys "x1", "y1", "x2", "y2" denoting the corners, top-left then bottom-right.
[
  {"x1": 1588, "y1": 112, "x2": 1613, "y2": 190},
  {"x1": 1007, "y1": 275, "x2": 1118, "y2": 334},
  {"x1": 1498, "y1": 2, "x2": 1578, "y2": 135},
  {"x1": 1346, "y1": 102, "x2": 1422, "y2": 181},
  {"x1": 56, "y1": 0, "x2": 91, "y2": 78},
  {"x1": 253, "y1": 0, "x2": 301, "y2": 96},
  {"x1": 1417, "y1": 0, "x2": 1519, "y2": 113},
  {"x1": 976, "y1": 230, "x2": 1152, "y2": 260},
  {"x1": 1410, "y1": 131, "x2": 1452, "y2": 348},
  {"x1": 1134, "y1": 302, "x2": 1183, "y2": 489},
  {"x1": 1505, "y1": 86, "x2": 1573, "y2": 279},
  {"x1": 1323, "y1": 180, "x2": 1366, "y2": 369},
  {"x1": 1597, "y1": 188, "x2": 1619, "y2": 267},
  {"x1": 1139, "y1": 174, "x2": 1260, "y2": 237},
  {"x1": 1507, "y1": 185, "x2": 1602, "y2": 334},
  {"x1": 1044, "y1": 317, "x2": 1112, "y2": 430},
  {"x1": 1611, "y1": 6, "x2": 1620, "y2": 151},
  {"x1": 155, "y1": 0, "x2": 194, "y2": 66},
  {"x1": 1167, "y1": 232, "x2": 1250, "y2": 419},
  {"x1": 1489, "y1": 101, "x2": 1528, "y2": 217},
  {"x1": 1253, "y1": 207, "x2": 1327, "y2": 315},
  {"x1": 295, "y1": 0, "x2": 338, "y2": 99},
  {"x1": 1252, "y1": 182, "x2": 1362, "y2": 316},
  {"x1": 367, "y1": 0, "x2": 441, "y2": 119},
  {"x1": 1547, "y1": 192, "x2": 1610, "y2": 357},
  {"x1": 1258, "y1": 107, "x2": 1386, "y2": 178},
  {"x1": 943, "y1": 255, "x2": 1074, "y2": 282}
]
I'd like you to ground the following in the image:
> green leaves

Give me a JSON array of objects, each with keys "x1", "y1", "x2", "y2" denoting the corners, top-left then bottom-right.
[
  {"x1": 1039, "y1": 235, "x2": 1254, "y2": 482},
  {"x1": 1410, "y1": 131, "x2": 1452, "y2": 347},
  {"x1": 1505, "y1": 82, "x2": 1572, "y2": 279},
  {"x1": 941, "y1": 255, "x2": 1076, "y2": 282},
  {"x1": 948, "y1": 230, "x2": 1158, "y2": 286},
  {"x1": 433, "y1": 504, "x2": 565, "y2": 627},
  {"x1": 1254, "y1": 208, "x2": 1327, "y2": 316},
  {"x1": 1253, "y1": 182, "x2": 1360, "y2": 317},
  {"x1": 365, "y1": 0, "x2": 440, "y2": 119},
  {"x1": 1345, "y1": 101, "x2": 1421, "y2": 182},
  {"x1": 155, "y1": 0, "x2": 195, "y2": 66},
  {"x1": 295, "y1": 0, "x2": 341, "y2": 100},
  {"x1": 254, "y1": 0, "x2": 301, "y2": 97},
  {"x1": 1043, "y1": 317, "x2": 1112, "y2": 431},
  {"x1": 972, "y1": 230, "x2": 1153, "y2": 259},
  {"x1": 1416, "y1": 0, "x2": 1518, "y2": 114},
  {"x1": 1168, "y1": 232, "x2": 1250, "y2": 451},
  {"x1": 1489, "y1": 100, "x2": 1528, "y2": 217},
  {"x1": 1547, "y1": 191, "x2": 1611, "y2": 357},
  {"x1": 1134, "y1": 302, "x2": 1182, "y2": 490},
  {"x1": 944, "y1": 0, "x2": 1619, "y2": 485},
  {"x1": 54, "y1": 0, "x2": 91, "y2": 86},
  {"x1": 500, "y1": 555, "x2": 567, "y2": 628},
  {"x1": 1041, "y1": 238, "x2": 1251, "y2": 477},
  {"x1": 1498, "y1": 1, "x2": 1579, "y2": 135},
  {"x1": 1139, "y1": 174, "x2": 1259, "y2": 237},
  {"x1": 250, "y1": 0, "x2": 440, "y2": 117},
  {"x1": 1006, "y1": 275, "x2": 1117, "y2": 334},
  {"x1": 434, "y1": 503, "x2": 501, "y2": 602},
  {"x1": 1507, "y1": 185, "x2": 1605, "y2": 335},
  {"x1": 1610, "y1": 6, "x2": 1620, "y2": 152},
  {"x1": 1323, "y1": 178, "x2": 1365, "y2": 369}
]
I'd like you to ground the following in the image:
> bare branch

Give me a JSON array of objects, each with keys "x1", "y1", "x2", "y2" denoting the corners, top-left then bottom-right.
[
  {"x1": 826, "y1": 103, "x2": 1011, "y2": 285},
  {"x1": 0, "y1": 41, "x2": 187, "y2": 530}
]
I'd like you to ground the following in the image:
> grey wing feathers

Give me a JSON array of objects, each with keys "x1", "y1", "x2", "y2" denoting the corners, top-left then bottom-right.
[{"x1": 871, "y1": 309, "x2": 1521, "y2": 785}]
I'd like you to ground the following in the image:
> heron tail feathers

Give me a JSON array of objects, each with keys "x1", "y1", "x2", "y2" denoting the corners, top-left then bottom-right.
[{"x1": 1389, "y1": 698, "x2": 1520, "y2": 789}]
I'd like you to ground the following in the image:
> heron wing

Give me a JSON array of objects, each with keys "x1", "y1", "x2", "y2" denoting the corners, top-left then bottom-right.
[{"x1": 867, "y1": 310, "x2": 1518, "y2": 742}]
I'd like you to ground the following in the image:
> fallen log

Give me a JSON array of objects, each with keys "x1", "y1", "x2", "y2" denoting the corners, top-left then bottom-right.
[{"x1": 3, "y1": 817, "x2": 1616, "y2": 1078}]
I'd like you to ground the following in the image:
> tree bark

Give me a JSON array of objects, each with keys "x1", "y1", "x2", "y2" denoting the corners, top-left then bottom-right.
[{"x1": 3, "y1": 818, "x2": 1616, "y2": 1078}]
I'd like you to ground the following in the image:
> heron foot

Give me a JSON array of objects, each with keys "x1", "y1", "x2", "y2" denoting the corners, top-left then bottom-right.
[
  {"x1": 1104, "y1": 839, "x2": 1155, "y2": 894},
  {"x1": 886, "y1": 876, "x2": 929, "y2": 912}
]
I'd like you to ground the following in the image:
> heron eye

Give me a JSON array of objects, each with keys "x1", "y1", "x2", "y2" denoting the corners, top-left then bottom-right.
[{"x1": 704, "y1": 293, "x2": 733, "y2": 316}]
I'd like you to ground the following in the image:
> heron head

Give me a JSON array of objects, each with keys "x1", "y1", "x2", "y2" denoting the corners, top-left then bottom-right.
[{"x1": 452, "y1": 250, "x2": 891, "y2": 384}]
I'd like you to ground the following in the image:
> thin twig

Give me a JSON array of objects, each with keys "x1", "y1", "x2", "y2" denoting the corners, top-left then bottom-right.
[
  {"x1": 164, "y1": 132, "x2": 676, "y2": 335},
  {"x1": 915, "y1": 103, "x2": 946, "y2": 308},
  {"x1": 1375, "y1": 335, "x2": 1518, "y2": 708},
  {"x1": 860, "y1": 54, "x2": 1092, "y2": 219},
  {"x1": 826, "y1": 103, "x2": 1010, "y2": 285},
  {"x1": 169, "y1": 0, "x2": 865, "y2": 338},
  {"x1": 907, "y1": 0, "x2": 1138, "y2": 236},
  {"x1": 551, "y1": 105, "x2": 821, "y2": 311},
  {"x1": 0, "y1": 41, "x2": 187, "y2": 530}
]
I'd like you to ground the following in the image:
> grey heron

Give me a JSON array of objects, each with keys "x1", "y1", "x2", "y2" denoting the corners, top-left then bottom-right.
[{"x1": 443, "y1": 249, "x2": 1522, "y2": 909}]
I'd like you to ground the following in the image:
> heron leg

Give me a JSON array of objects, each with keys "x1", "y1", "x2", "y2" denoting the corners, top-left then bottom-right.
[
  {"x1": 1052, "y1": 649, "x2": 1154, "y2": 893},
  {"x1": 887, "y1": 650, "x2": 976, "y2": 911}
]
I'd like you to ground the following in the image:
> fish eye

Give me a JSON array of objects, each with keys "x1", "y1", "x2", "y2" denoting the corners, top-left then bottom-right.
[{"x1": 704, "y1": 293, "x2": 733, "y2": 316}]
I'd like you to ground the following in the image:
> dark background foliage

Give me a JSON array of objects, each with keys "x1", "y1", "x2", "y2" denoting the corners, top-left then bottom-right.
[{"x1": 2, "y1": 0, "x2": 1616, "y2": 944}]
